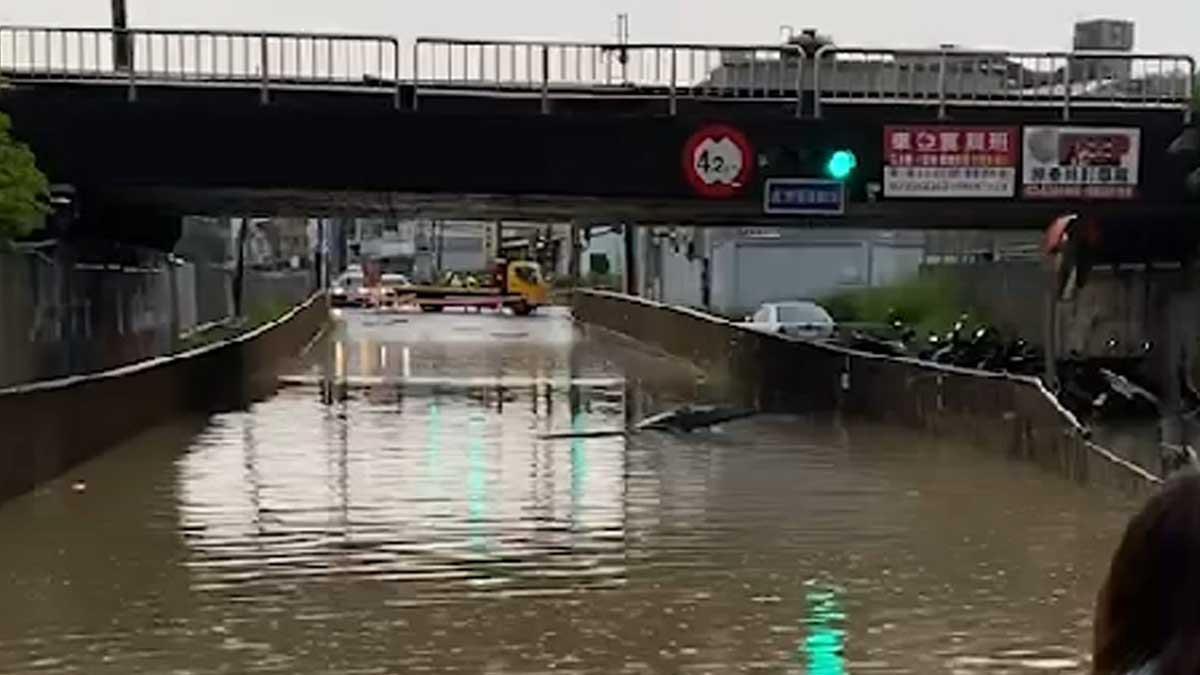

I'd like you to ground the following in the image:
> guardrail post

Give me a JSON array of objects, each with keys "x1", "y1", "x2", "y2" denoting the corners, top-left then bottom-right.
[
  {"x1": 794, "y1": 51, "x2": 804, "y2": 118},
  {"x1": 125, "y1": 31, "x2": 137, "y2": 102},
  {"x1": 412, "y1": 42, "x2": 421, "y2": 111},
  {"x1": 259, "y1": 34, "x2": 270, "y2": 105},
  {"x1": 393, "y1": 39, "x2": 402, "y2": 110},
  {"x1": 669, "y1": 48, "x2": 678, "y2": 116},
  {"x1": 936, "y1": 51, "x2": 948, "y2": 120},
  {"x1": 540, "y1": 45, "x2": 550, "y2": 114},
  {"x1": 1062, "y1": 54, "x2": 1072, "y2": 121},
  {"x1": 813, "y1": 45, "x2": 833, "y2": 119}
]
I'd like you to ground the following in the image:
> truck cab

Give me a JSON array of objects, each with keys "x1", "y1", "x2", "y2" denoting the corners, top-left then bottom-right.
[{"x1": 499, "y1": 259, "x2": 548, "y2": 315}]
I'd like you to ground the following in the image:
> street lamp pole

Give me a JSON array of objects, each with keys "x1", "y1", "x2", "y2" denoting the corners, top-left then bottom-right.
[{"x1": 112, "y1": 0, "x2": 131, "y2": 70}]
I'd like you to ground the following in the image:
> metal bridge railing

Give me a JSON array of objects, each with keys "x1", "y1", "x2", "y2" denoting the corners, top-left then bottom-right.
[
  {"x1": 412, "y1": 37, "x2": 806, "y2": 115},
  {"x1": 0, "y1": 26, "x2": 402, "y2": 106},
  {"x1": 2, "y1": 26, "x2": 1195, "y2": 121},
  {"x1": 813, "y1": 46, "x2": 1196, "y2": 121}
]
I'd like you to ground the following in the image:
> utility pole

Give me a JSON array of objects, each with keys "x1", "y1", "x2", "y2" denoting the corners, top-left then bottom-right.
[
  {"x1": 615, "y1": 13, "x2": 629, "y2": 83},
  {"x1": 434, "y1": 221, "x2": 444, "y2": 278},
  {"x1": 112, "y1": 0, "x2": 131, "y2": 70}
]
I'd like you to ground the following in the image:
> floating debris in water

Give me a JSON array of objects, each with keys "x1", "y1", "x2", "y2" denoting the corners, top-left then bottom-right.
[
  {"x1": 635, "y1": 405, "x2": 757, "y2": 433},
  {"x1": 538, "y1": 405, "x2": 757, "y2": 439},
  {"x1": 538, "y1": 428, "x2": 629, "y2": 440}
]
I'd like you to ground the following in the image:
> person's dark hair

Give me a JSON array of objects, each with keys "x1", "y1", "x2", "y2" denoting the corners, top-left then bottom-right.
[{"x1": 1094, "y1": 471, "x2": 1200, "y2": 675}]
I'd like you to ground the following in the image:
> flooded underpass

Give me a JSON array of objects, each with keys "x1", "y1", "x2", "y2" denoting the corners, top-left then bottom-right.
[{"x1": 0, "y1": 307, "x2": 1139, "y2": 674}]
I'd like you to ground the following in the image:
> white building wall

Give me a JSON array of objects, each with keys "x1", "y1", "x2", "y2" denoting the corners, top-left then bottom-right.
[
  {"x1": 586, "y1": 226, "x2": 925, "y2": 314},
  {"x1": 871, "y1": 244, "x2": 925, "y2": 287},
  {"x1": 706, "y1": 229, "x2": 925, "y2": 317},
  {"x1": 658, "y1": 247, "x2": 704, "y2": 308},
  {"x1": 442, "y1": 248, "x2": 487, "y2": 272},
  {"x1": 581, "y1": 231, "x2": 625, "y2": 279},
  {"x1": 713, "y1": 241, "x2": 868, "y2": 316}
]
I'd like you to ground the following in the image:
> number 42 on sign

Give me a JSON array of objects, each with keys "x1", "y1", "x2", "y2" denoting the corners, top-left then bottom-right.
[
  {"x1": 682, "y1": 124, "x2": 755, "y2": 199},
  {"x1": 693, "y1": 137, "x2": 744, "y2": 186}
]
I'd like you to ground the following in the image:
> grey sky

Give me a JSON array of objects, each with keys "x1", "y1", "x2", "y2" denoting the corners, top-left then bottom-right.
[{"x1": 3, "y1": 0, "x2": 1196, "y2": 57}]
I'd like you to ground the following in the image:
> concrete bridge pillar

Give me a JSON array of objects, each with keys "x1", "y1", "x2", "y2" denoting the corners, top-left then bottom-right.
[
  {"x1": 1157, "y1": 268, "x2": 1200, "y2": 472},
  {"x1": 623, "y1": 224, "x2": 637, "y2": 296},
  {"x1": 567, "y1": 224, "x2": 581, "y2": 282}
]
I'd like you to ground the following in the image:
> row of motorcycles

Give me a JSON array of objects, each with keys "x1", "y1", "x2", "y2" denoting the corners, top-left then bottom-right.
[
  {"x1": 836, "y1": 316, "x2": 1043, "y2": 373},
  {"x1": 833, "y1": 315, "x2": 1175, "y2": 421}
]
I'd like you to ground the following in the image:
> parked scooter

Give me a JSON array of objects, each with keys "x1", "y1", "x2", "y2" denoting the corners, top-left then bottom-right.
[
  {"x1": 914, "y1": 318, "x2": 1043, "y2": 375},
  {"x1": 1056, "y1": 360, "x2": 1160, "y2": 420},
  {"x1": 839, "y1": 317, "x2": 916, "y2": 357}
]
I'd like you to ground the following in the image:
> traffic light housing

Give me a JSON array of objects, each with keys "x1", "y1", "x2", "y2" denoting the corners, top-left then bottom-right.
[{"x1": 826, "y1": 149, "x2": 858, "y2": 181}]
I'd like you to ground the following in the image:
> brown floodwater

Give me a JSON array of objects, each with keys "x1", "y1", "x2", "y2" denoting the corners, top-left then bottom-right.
[{"x1": 0, "y1": 308, "x2": 1138, "y2": 674}]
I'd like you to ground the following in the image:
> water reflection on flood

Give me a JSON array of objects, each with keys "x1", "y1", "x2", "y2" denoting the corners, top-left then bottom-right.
[
  {"x1": 803, "y1": 583, "x2": 847, "y2": 675},
  {"x1": 181, "y1": 310, "x2": 683, "y2": 603},
  {"x1": 0, "y1": 308, "x2": 1139, "y2": 674}
]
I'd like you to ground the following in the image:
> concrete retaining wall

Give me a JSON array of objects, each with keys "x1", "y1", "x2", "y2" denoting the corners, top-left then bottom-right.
[
  {"x1": 0, "y1": 293, "x2": 329, "y2": 503},
  {"x1": 0, "y1": 247, "x2": 175, "y2": 388},
  {"x1": 244, "y1": 269, "x2": 317, "y2": 314},
  {"x1": 573, "y1": 289, "x2": 1159, "y2": 495},
  {"x1": 0, "y1": 246, "x2": 314, "y2": 389}
]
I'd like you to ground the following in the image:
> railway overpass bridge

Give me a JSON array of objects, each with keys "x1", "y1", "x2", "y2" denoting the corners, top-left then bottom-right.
[{"x1": 1, "y1": 26, "x2": 1198, "y2": 249}]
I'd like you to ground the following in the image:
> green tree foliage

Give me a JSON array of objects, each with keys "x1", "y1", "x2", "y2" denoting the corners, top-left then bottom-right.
[
  {"x1": 0, "y1": 111, "x2": 49, "y2": 241},
  {"x1": 821, "y1": 272, "x2": 976, "y2": 337}
]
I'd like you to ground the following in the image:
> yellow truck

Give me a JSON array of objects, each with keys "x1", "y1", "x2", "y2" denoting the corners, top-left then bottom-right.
[{"x1": 391, "y1": 259, "x2": 549, "y2": 316}]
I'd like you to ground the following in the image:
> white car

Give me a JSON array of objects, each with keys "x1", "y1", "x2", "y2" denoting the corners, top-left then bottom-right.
[
  {"x1": 381, "y1": 273, "x2": 411, "y2": 288},
  {"x1": 331, "y1": 269, "x2": 369, "y2": 307},
  {"x1": 380, "y1": 273, "x2": 413, "y2": 297},
  {"x1": 744, "y1": 301, "x2": 836, "y2": 340}
]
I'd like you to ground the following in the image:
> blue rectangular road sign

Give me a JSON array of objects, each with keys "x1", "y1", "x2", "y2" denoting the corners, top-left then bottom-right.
[{"x1": 763, "y1": 179, "x2": 845, "y2": 215}]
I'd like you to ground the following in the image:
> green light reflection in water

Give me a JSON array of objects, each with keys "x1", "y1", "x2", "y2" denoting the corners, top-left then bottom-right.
[
  {"x1": 569, "y1": 407, "x2": 588, "y2": 527},
  {"x1": 800, "y1": 580, "x2": 847, "y2": 675},
  {"x1": 466, "y1": 414, "x2": 489, "y2": 552}
]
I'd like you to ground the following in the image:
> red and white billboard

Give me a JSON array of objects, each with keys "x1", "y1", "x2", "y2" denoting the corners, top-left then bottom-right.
[
  {"x1": 1022, "y1": 126, "x2": 1140, "y2": 200},
  {"x1": 884, "y1": 126, "x2": 1018, "y2": 198}
]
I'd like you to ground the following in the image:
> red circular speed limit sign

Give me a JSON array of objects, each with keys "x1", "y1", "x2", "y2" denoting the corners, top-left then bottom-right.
[{"x1": 682, "y1": 124, "x2": 754, "y2": 198}]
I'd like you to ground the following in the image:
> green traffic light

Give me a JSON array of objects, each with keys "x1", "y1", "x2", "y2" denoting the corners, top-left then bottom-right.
[{"x1": 826, "y1": 150, "x2": 858, "y2": 180}]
